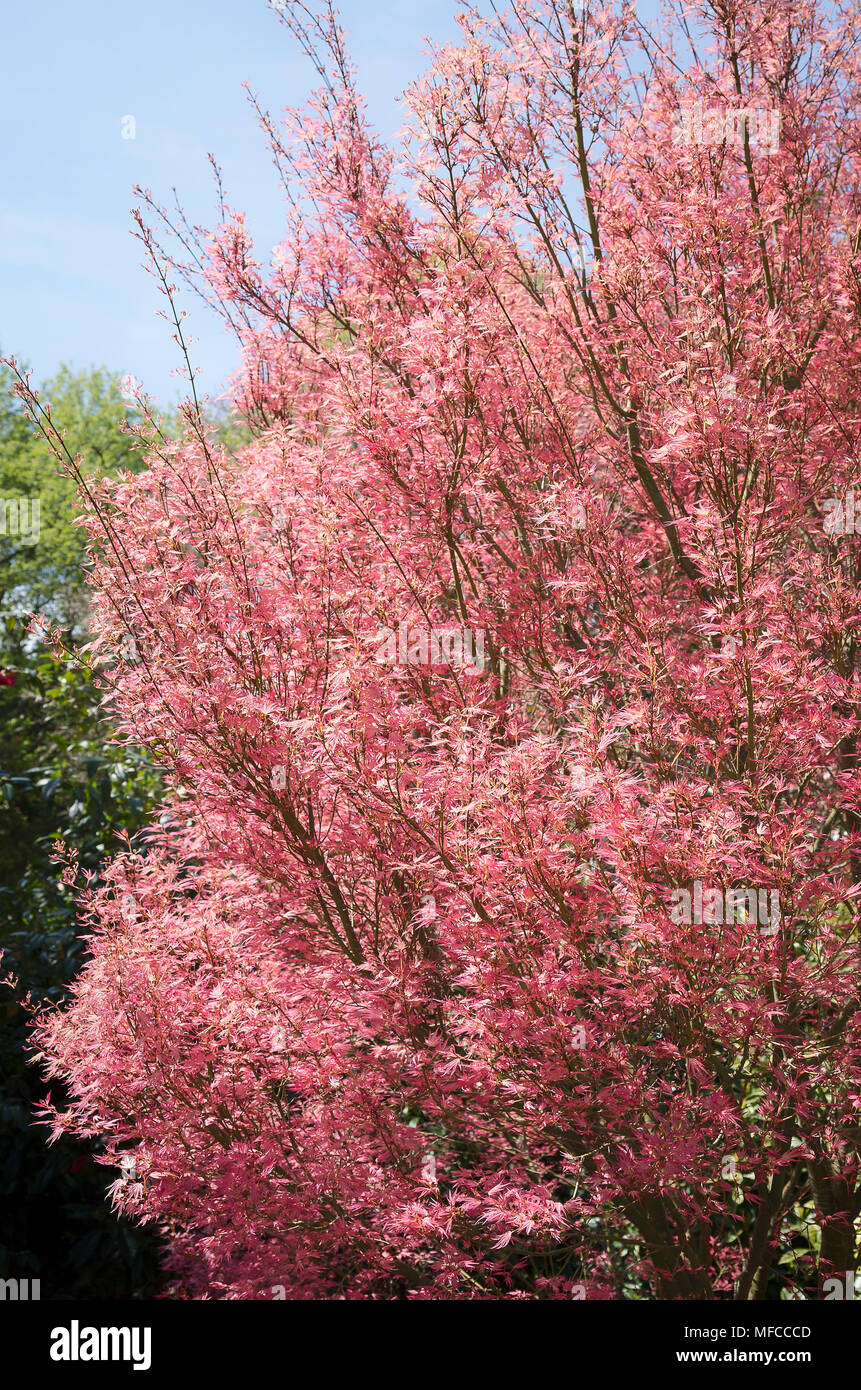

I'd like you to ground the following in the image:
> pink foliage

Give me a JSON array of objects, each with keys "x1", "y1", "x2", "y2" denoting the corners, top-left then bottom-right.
[{"x1": 24, "y1": 0, "x2": 861, "y2": 1297}]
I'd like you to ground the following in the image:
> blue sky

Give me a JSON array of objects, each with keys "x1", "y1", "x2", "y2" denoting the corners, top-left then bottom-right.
[{"x1": 1, "y1": 0, "x2": 465, "y2": 403}]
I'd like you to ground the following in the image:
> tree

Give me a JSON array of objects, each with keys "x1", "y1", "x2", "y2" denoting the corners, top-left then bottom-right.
[
  {"x1": 18, "y1": 0, "x2": 861, "y2": 1298},
  {"x1": 0, "y1": 364, "x2": 164, "y2": 1297},
  {"x1": 0, "y1": 363, "x2": 147, "y2": 633}
]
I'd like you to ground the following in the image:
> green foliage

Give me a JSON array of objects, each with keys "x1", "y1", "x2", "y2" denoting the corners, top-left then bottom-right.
[
  {"x1": 0, "y1": 363, "x2": 165, "y2": 1297},
  {"x1": 0, "y1": 361, "x2": 142, "y2": 629},
  {"x1": 0, "y1": 631, "x2": 166, "y2": 1296}
]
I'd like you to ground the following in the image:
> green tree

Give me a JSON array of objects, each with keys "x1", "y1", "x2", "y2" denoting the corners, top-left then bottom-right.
[
  {"x1": 0, "y1": 362, "x2": 143, "y2": 635},
  {"x1": 0, "y1": 362, "x2": 164, "y2": 1297}
]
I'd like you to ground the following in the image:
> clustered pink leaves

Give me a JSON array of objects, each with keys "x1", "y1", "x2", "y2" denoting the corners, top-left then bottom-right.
[{"x1": 29, "y1": 0, "x2": 861, "y2": 1297}]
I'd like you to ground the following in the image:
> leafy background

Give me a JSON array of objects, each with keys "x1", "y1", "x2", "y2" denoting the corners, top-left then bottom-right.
[{"x1": 0, "y1": 362, "x2": 165, "y2": 1298}]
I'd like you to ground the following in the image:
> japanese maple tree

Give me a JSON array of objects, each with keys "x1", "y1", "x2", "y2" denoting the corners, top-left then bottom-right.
[{"x1": 16, "y1": 0, "x2": 861, "y2": 1298}]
